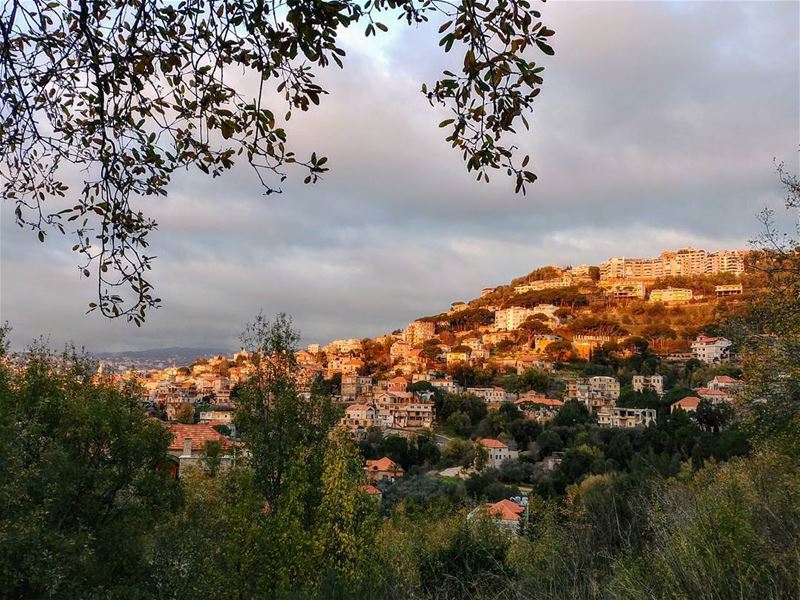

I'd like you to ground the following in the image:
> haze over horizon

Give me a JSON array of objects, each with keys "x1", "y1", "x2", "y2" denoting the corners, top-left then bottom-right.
[{"x1": 1, "y1": 0, "x2": 798, "y2": 353}]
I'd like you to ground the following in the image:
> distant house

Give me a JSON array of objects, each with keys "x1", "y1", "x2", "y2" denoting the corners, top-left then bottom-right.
[
  {"x1": 671, "y1": 396, "x2": 702, "y2": 413},
  {"x1": 361, "y1": 484, "x2": 383, "y2": 498},
  {"x1": 632, "y1": 374, "x2": 664, "y2": 396},
  {"x1": 691, "y1": 336, "x2": 732, "y2": 364},
  {"x1": 468, "y1": 498, "x2": 527, "y2": 534},
  {"x1": 479, "y1": 438, "x2": 518, "y2": 469},
  {"x1": 165, "y1": 422, "x2": 235, "y2": 476},
  {"x1": 387, "y1": 376, "x2": 408, "y2": 393},
  {"x1": 649, "y1": 288, "x2": 693, "y2": 304},
  {"x1": 365, "y1": 457, "x2": 404, "y2": 483},
  {"x1": 708, "y1": 375, "x2": 743, "y2": 391},
  {"x1": 566, "y1": 376, "x2": 620, "y2": 410},
  {"x1": 596, "y1": 406, "x2": 656, "y2": 428}
]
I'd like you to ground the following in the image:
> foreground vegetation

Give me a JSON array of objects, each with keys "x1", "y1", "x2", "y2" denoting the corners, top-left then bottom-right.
[{"x1": 2, "y1": 175, "x2": 800, "y2": 599}]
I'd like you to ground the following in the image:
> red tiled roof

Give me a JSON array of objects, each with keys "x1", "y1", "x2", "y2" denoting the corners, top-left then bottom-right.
[
  {"x1": 346, "y1": 404, "x2": 369, "y2": 412},
  {"x1": 696, "y1": 388, "x2": 727, "y2": 397},
  {"x1": 366, "y1": 457, "x2": 403, "y2": 473},
  {"x1": 361, "y1": 484, "x2": 382, "y2": 496},
  {"x1": 713, "y1": 376, "x2": 740, "y2": 384},
  {"x1": 479, "y1": 438, "x2": 508, "y2": 449},
  {"x1": 486, "y1": 499, "x2": 525, "y2": 521},
  {"x1": 166, "y1": 422, "x2": 230, "y2": 452},
  {"x1": 515, "y1": 397, "x2": 563, "y2": 407},
  {"x1": 672, "y1": 396, "x2": 701, "y2": 410}
]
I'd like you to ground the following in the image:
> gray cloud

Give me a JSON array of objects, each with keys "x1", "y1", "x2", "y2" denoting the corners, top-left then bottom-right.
[{"x1": 1, "y1": 0, "x2": 798, "y2": 351}]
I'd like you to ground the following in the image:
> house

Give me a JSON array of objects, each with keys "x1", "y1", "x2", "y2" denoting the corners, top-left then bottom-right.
[
  {"x1": 361, "y1": 484, "x2": 383, "y2": 498},
  {"x1": 632, "y1": 374, "x2": 664, "y2": 396},
  {"x1": 691, "y1": 336, "x2": 732, "y2": 364},
  {"x1": 446, "y1": 349, "x2": 471, "y2": 366},
  {"x1": 596, "y1": 406, "x2": 656, "y2": 428},
  {"x1": 467, "y1": 387, "x2": 510, "y2": 404},
  {"x1": 572, "y1": 335, "x2": 615, "y2": 361},
  {"x1": 365, "y1": 457, "x2": 404, "y2": 483},
  {"x1": 696, "y1": 387, "x2": 733, "y2": 405},
  {"x1": 715, "y1": 284, "x2": 743, "y2": 297},
  {"x1": 341, "y1": 403, "x2": 378, "y2": 433},
  {"x1": 479, "y1": 438, "x2": 518, "y2": 469},
  {"x1": 566, "y1": 376, "x2": 620, "y2": 410},
  {"x1": 468, "y1": 498, "x2": 527, "y2": 534},
  {"x1": 671, "y1": 396, "x2": 702, "y2": 413},
  {"x1": 165, "y1": 422, "x2": 234, "y2": 476},
  {"x1": 513, "y1": 393, "x2": 563, "y2": 422},
  {"x1": 430, "y1": 378, "x2": 463, "y2": 395},
  {"x1": 649, "y1": 288, "x2": 693, "y2": 304},
  {"x1": 387, "y1": 376, "x2": 408, "y2": 393},
  {"x1": 708, "y1": 375, "x2": 743, "y2": 391}
]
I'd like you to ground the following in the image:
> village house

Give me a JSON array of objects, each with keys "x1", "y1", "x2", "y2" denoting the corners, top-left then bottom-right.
[
  {"x1": 468, "y1": 498, "x2": 527, "y2": 534},
  {"x1": 632, "y1": 374, "x2": 664, "y2": 396},
  {"x1": 513, "y1": 393, "x2": 563, "y2": 422},
  {"x1": 649, "y1": 287, "x2": 693, "y2": 304},
  {"x1": 341, "y1": 403, "x2": 378, "y2": 435},
  {"x1": 387, "y1": 376, "x2": 408, "y2": 393},
  {"x1": 596, "y1": 406, "x2": 656, "y2": 428},
  {"x1": 671, "y1": 396, "x2": 702, "y2": 413},
  {"x1": 365, "y1": 457, "x2": 404, "y2": 483},
  {"x1": 429, "y1": 377, "x2": 463, "y2": 395},
  {"x1": 467, "y1": 386, "x2": 510, "y2": 404},
  {"x1": 165, "y1": 422, "x2": 235, "y2": 476},
  {"x1": 691, "y1": 336, "x2": 733, "y2": 364},
  {"x1": 479, "y1": 438, "x2": 518, "y2": 469},
  {"x1": 572, "y1": 335, "x2": 615, "y2": 361},
  {"x1": 566, "y1": 376, "x2": 620, "y2": 410}
]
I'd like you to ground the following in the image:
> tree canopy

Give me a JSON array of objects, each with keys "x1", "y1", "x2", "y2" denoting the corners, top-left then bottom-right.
[{"x1": 1, "y1": 0, "x2": 553, "y2": 322}]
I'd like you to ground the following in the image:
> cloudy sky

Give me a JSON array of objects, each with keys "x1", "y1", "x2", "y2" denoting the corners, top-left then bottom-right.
[{"x1": 1, "y1": 0, "x2": 798, "y2": 352}]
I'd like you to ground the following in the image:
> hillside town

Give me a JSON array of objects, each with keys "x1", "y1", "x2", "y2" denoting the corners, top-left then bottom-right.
[{"x1": 88, "y1": 246, "x2": 753, "y2": 531}]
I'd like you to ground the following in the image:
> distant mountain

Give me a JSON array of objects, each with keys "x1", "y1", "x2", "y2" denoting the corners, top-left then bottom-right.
[{"x1": 92, "y1": 347, "x2": 233, "y2": 362}]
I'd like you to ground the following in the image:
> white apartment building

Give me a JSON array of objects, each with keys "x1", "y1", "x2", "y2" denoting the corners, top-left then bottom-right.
[
  {"x1": 494, "y1": 307, "x2": 536, "y2": 331},
  {"x1": 691, "y1": 336, "x2": 733, "y2": 364},
  {"x1": 600, "y1": 248, "x2": 747, "y2": 280},
  {"x1": 632, "y1": 374, "x2": 664, "y2": 396}
]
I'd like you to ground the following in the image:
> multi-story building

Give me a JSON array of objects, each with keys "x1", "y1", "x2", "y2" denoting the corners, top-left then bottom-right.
[
  {"x1": 566, "y1": 376, "x2": 620, "y2": 410},
  {"x1": 691, "y1": 336, "x2": 733, "y2": 364},
  {"x1": 597, "y1": 406, "x2": 656, "y2": 428},
  {"x1": 341, "y1": 374, "x2": 374, "y2": 400},
  {"x1": 632, "y1": 374, "x2": 664, "y2": 396},
  {"x1": 649, "y1": 287, "x2": 693, "y2": 304},
  {"x1": 403, "y1": 320, "x2": 436, "y2": 346},
  {"x1": 494, "y1": 307, "x2": 537, "y2": 331},
  {"x1": 600, "y1": 248, "x2": 747, "y2": 281}
]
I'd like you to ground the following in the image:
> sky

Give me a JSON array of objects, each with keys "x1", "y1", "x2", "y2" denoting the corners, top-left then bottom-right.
[{"x1": 1, "y1": 0, "x2": 798, "y2": 352}]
